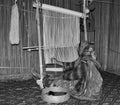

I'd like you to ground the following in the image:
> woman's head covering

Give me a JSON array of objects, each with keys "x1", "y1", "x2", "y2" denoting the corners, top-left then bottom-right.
[
  {"x1": 78, "y1": 41, "x2": 89, "y2": 56},
  {"x1": 78, "y1": 41, "x2": 95, "y2": 57}
]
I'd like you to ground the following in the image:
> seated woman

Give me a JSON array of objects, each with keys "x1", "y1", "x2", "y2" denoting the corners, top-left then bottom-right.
[{"x1": 43, "y1": 41, "x2": 103, "y2": 100}]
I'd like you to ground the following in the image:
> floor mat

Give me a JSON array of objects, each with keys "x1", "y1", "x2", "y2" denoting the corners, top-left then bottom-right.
[{"x1": 1, "y1": 71, "x2": 120, "y2": 105}]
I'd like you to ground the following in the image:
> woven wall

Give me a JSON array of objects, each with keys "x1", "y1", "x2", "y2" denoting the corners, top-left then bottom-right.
[
  {"x1": 94, "y1": 0, "x2": 110, "y2": 70},
  {"x1": 107, "y1": 0, "x2": 120, "y2": 74},
  {"x1": 0, "y1": 0, "x2": 39, "y2": 81},
  {"x1": 94, "y1": 0, "x2": 120, "y2": 75}
]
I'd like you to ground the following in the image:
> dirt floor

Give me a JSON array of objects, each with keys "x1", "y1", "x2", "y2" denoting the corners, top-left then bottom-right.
[{"x1": 0, "y1": 71, "x2": 120, "y2": 105}]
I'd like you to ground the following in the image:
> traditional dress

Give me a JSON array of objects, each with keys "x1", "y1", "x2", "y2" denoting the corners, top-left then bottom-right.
[{"x1": 43, "y1": 42, "x2": 103, "y2": 100}]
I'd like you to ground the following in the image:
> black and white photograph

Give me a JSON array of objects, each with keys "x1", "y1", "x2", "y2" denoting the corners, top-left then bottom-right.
[{"x1": 0, "y1": 0, "x2": 120, "y2": 105}]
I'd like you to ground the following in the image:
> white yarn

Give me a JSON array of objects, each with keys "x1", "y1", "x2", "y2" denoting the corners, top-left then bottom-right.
[
  {"x1": 43, "y1": 10, "x2": 80, "y2": 63},
  {"x1": 36, "y1": 79, "x2": 44, "y2": 89},
  {"x1": 9, "y1": 3, "x2": 19, "y2": 44}
]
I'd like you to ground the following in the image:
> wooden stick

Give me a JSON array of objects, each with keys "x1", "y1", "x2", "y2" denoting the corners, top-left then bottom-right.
[
  {"x1": 83, "y1": 0, "x2": 88, "y2": 41},
  {"x1": 33, "y1": 3, "x2": 85, "y2": 18},
  {"x1": 0, "y1": 66, "x2": 32, "y2": 69},
  {"x1": 23, "y1": 45, "x2": 79, "y2": 50},
  {"x1": 36, "y1": 0, "x2": 44, "y2": 88}
]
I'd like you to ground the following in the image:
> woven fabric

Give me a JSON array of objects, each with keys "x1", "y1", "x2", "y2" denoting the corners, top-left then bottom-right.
[{"x1": 43, "y1": 10, "x2": 80, "y2": 63}]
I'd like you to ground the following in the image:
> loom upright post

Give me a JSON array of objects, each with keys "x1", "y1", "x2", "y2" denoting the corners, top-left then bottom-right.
[
  {"x1": 33, "y1": 1, "x2": 87, "y2": 88},
  {"x1": 83, "y1": 0, "x2": 88, "y2": 41},
  {"x1": 36, "y1": 0, "x2": 43, "y2": 88}
]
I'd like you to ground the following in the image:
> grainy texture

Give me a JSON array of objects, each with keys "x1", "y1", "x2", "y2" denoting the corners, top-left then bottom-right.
[
  {"x1": 94, "y1": 0, "x2": 120, "y2": 75},
  {"x1": 1, "y1": 0, "x2": 120, "y2": 81},
  {"x1": 0, "y1": 71, "x2": 120, "y2": 105},
  {"x1": 0, "y1": 0, "x2": 38, "y2": 81},
  {"x1": 0, "y1": 0, "x2": 80, "y2": 81}
]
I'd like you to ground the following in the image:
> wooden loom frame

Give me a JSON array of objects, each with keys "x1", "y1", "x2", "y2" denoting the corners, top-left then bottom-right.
[{"x1": 28, "y1": 0, "x2": 88, "y2": 88}]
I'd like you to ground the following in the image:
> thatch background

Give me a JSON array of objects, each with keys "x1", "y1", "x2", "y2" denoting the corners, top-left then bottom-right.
[
  {"x1": 94, "y1": 0, "x2": 120, "y2": 75},
  {"x1": 0, "y1": 0, "x2": 120, "y2": 81}
]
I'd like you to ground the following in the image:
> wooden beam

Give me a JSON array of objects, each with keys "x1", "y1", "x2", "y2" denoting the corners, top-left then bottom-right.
[{"x1": 33, "y1": 3, "x2": 85, "y2": 18}]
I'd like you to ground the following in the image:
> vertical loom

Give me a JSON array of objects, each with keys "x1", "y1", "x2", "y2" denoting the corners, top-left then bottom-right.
[
  {"x1": 22, "y1": 0, "x2": 88, "y2": 88},
  {"x1": 22, "y1": 0, "x2": 89, "y2": 103}
]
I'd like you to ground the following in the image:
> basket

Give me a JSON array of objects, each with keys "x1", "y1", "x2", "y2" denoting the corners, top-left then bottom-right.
[{"x1": 41, "y1": 86, "x2": 70, "y2": 103}]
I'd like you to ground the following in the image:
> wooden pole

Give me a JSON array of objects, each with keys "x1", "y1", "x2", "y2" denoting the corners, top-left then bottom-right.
[
  {"x1": 33, "y1": 3, "x2": 85, "y2": 18},
  {"x1": 36, "y1": 0, "x2": 43, "y2": 88},
  {"x1": 83, "y1": 0, "x2": 88, "y2": 41}
]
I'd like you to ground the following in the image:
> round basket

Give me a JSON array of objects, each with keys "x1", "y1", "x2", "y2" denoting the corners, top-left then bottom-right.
[{"x1": 41, "y1": 87, "x2": 70, "y2": 103}]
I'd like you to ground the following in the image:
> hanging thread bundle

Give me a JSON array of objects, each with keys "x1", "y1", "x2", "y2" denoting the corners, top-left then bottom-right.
[{"x1": 9, "y1": 0, "x2": 19, "y2": 45}]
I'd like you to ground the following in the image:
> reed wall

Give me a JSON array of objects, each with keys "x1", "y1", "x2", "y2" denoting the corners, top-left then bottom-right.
[
  {"x1": 0, "y1": 0, "x2": 37, "y2": 81},
  {"x1": 94, "y1": 0, "x2": 110, "y2": 70},
  {"x1": 94, "y1": 0, "x2": 120, "y2": 75}
]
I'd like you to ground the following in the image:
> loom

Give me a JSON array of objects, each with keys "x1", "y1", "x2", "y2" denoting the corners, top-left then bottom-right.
[{"x1": 23, "y1": 0, "x2": 88, "y2": 103}]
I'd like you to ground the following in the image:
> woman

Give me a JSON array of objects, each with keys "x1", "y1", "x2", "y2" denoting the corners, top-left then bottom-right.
[{"x1": 47, "y1": 41, "x2": 103, "y2": 100}]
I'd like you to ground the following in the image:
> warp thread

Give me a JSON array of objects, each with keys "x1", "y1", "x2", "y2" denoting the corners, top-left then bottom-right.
[{"x1": 43, "y1": 10, "x2": 80, "y2": 63}]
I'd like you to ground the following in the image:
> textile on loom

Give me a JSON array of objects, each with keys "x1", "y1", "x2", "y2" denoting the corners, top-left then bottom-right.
[
  {"x1": 9, "y1": 2, "x2": 19, "y2": 44},
  {"x1": 42, "y1": 10, "x2": 80, "y2": 63}
]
